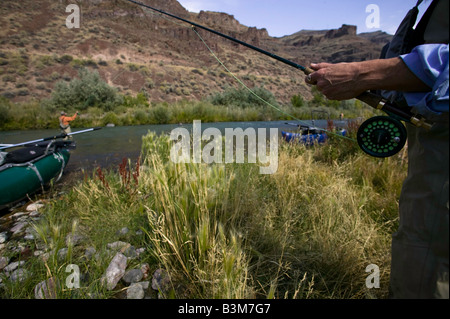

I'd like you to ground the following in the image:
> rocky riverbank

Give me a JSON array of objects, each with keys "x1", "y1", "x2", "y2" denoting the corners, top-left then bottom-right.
[{"x1": 0, "y1": 201, "x2": 170, "y2": 299}]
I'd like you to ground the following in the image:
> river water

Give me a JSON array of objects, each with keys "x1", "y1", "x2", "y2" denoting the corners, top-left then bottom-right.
[{"x1": 1, "y1": 120, "x2": 339, "y2": 174}]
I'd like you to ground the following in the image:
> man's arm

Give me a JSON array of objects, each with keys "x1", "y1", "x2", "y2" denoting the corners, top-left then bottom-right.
[
  {"x1": 306, "y1": 57, "x2": 431, "y2": 101},
  {"x1": 65, "y1": 112, "x2": 79, "y2": 122},
  {"x1": 400, "y1": 44, "x2": 449, "y2": 113}
]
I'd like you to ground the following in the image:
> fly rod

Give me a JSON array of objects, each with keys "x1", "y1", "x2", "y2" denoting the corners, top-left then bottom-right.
[
  {"x1": 126, "y1": 0, "x2": 309, "y2": 73},
  {"x1": 125, "y1": 0, "x2": 433, "y2": 131},
  {"x1": 0, "y1": 127, "x2": 102, "y2": 150}
]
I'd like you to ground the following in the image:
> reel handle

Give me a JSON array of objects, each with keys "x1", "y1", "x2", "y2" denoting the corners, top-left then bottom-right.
[{"x1": 356, "y1": 91, "x2": 433, "y2": 130}]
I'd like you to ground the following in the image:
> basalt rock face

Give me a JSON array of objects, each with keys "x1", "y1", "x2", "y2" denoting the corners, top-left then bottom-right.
[
  {"x1": 325, "y1": 24, "x2": 357, "y2": 39},
  {"x1": 279, "y1": 24, "x2": 391, "y2": 64},
  {"x1": 0, "y1": 0, "x2": 391, "y2": 104}
]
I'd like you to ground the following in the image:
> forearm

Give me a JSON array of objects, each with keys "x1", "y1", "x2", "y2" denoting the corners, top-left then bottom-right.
[
  {"x1": 308, "y1": 58, "x2": 431, "y2": 101},
  {"x1": 355, "y1": 58, "x2": 431, "y2": 93},
  {"x1": 67, "y1": 113, "x2": 78, "y2": 121}
]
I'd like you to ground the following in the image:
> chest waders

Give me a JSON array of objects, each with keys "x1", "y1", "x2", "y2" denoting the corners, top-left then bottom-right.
[{"x1": 385, "y1": 0, "x2": 449, "y2": 299}]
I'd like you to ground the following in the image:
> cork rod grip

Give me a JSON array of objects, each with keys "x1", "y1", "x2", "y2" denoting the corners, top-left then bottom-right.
[{"x1": 304, "y1": 67, "x2": 315, "y2": 75}]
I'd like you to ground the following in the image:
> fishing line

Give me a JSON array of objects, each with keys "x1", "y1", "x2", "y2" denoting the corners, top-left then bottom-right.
[
  {"x1": 191, "y1": 27, "x2": 354, "y2": 141},
  {"x1": 124, "y1": 0, "x2": 354, "y2": 142}
]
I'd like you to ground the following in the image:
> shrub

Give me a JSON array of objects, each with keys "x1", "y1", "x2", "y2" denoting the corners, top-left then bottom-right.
[
  {"x1": 209, "y1": 86, "x2": 278, "y2": 108},
  {"x1": 149, "y1": 105, "x2": 170, "y2": 124},
  {"x1": 291, "y1": 94, "x2": 305, "y2": 107},
  {"x1": 35, "y1": 55, "x2": 54, "y2": 69},
  {"x1": 0, "y1": 97, "x2": 12, "y2": 126},
  {"x1": 133, "y1": 109, "x2": 148, "y2": 124},
  {"x1": 101, "y1": 111, "x2": 120, "y2": 126},
  {"x1": 57, "y1": 54, "x2": 73, "y2": 65},
  {"x1": 310, "y1": 86, "x2": 326, "y2": 106},
  {"x1": 123, "y1": 92, "x2": 149, "y2": 108},
  {"x1": 47, "y1": 68, "x2": 123, "y2": 112}
]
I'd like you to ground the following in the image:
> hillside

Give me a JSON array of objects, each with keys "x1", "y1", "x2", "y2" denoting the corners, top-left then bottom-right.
[{"x1": 0, "y1": 0, "x2": 392, "y2": 105}]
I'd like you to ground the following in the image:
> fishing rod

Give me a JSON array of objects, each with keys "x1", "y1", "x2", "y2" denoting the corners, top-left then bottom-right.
[
  {"x1": 0, "y1": 127, "x2": 102, "y2": 150},
  {"x1": 125, "y1": 0, "x2": 434, "y2": 157},
  {"x1": 126, "y1": 0, "x2": 309, "y2": 73}
]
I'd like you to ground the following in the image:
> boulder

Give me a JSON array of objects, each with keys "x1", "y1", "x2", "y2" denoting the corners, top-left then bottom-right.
[
  {"x1": 34, "y1": 277, "x2": 59, "y2": 299},
  {"x1": 127, "y1": 282, "x2": 145, "y2": 299},
  {"x1": 103, "y1": 252, "x2": 127, "y2": 290},
  {"x1": 122, "y1": 268, "x2": 143, "y2": 285}
]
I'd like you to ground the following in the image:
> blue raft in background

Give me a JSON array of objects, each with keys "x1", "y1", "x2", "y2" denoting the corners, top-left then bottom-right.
[{"x1": 281, "y1": 125, "x2": 347, "y2": 146}]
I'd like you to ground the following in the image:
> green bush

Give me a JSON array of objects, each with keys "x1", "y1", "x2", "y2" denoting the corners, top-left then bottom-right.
[
  {"x1": 291, "y1": 94, "x2": 305, "y2": 107},
  {"x1": 101, "y1": 111, "x2": 120, "y2": 126},
  {"x1": 0, "y1": 97, "x2": 12, "y2": 127},
  {"x1": 46, "y1": 68, "x2": 123, "y2": 112},
  {"x1": 56, "y1": 54, "x2": 73, "y2": 65},
  {"x1": 123, "y1": 92, "x2": 149, "y2": 108},
  {"x1": 209, "y1": 86, "x2": 278, "y2": 108},
  {"x1": 149, "y1": 105, "x2": 170, "y2": 124},
  {"x1": 133, "y1": 109, "x2": 149, "y2": 124}
]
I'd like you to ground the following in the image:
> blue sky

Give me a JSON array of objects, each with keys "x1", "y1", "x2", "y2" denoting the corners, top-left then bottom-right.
[{"x1": 177, "y1": 0, "x2": 433, "y2": 37}]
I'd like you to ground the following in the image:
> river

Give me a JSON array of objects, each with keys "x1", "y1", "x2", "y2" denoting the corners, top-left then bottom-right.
[{"x1": 1, "y1": 120, "x2": 341, "y2": 174}]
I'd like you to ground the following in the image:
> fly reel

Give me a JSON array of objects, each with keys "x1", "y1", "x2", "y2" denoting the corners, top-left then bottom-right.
[{"x1": 357, "y1": 116, "x2": 407, "y2": 158}]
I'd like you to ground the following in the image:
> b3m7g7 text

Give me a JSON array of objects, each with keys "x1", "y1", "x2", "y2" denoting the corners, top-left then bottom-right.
[{"x1": 222, "y1": 303, "x2": 271, "y2": 314}]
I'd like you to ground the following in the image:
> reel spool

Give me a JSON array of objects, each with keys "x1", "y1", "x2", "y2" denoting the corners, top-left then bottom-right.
[{"x1": 357, "y1": 116, "x2": 407, "y2": 158}]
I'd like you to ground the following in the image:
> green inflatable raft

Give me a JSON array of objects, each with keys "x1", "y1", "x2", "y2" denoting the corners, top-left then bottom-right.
[{"x1": 0, "y1": 140, "x2": 74, "y2": 209}]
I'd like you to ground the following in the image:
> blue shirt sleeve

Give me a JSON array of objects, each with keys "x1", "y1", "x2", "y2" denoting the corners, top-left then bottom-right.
[{"x1": 400, "y1": 44, "x2": 449, "y2": 114}]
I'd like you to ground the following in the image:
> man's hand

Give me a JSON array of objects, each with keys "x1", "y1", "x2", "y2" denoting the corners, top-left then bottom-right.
[{"x1": 305, "y1": 62, "x2": 366, "y2": 100}]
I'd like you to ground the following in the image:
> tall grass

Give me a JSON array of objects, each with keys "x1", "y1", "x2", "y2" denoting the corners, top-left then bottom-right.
[
  {"x1": 0, "y1": 132, "x2": 405, "y2": 299},
  {"x1": 139, "y1": 133, "x2": 404, "y2": 298},
  {"x1": 140, "y1": 133, "x2": 253, "y2": 298}
]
